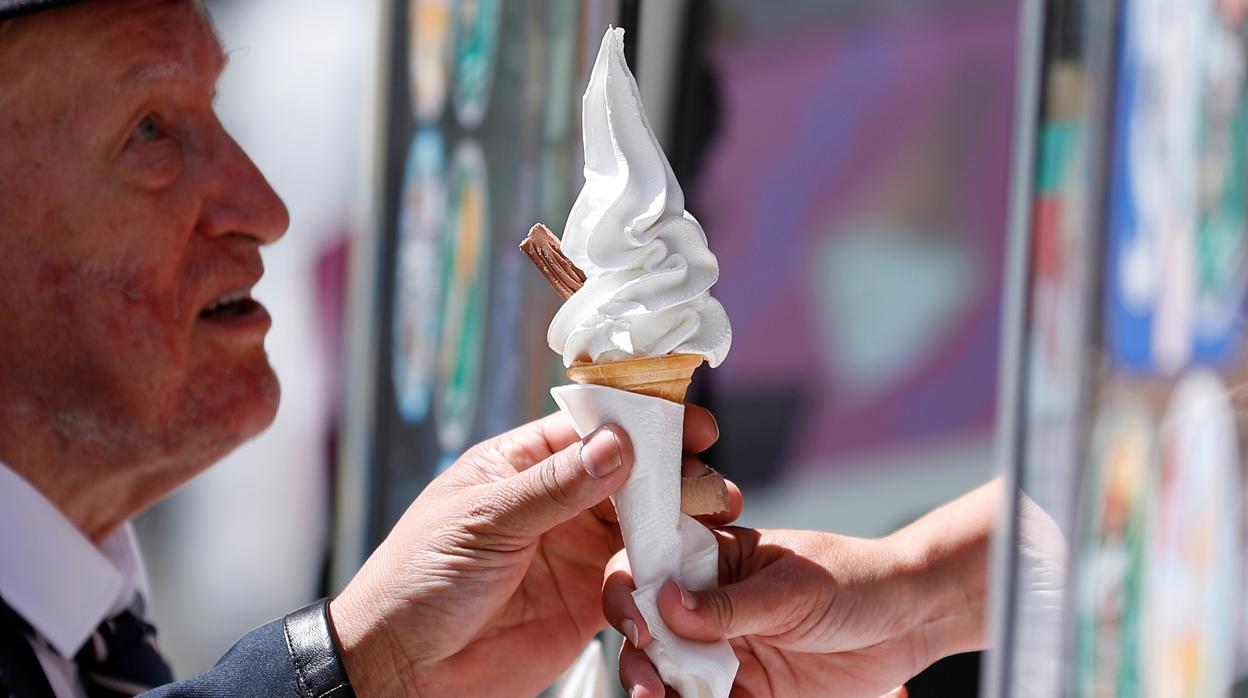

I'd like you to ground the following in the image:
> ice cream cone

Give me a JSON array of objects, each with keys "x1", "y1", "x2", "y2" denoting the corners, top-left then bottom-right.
[
  {"x1": 565, "y1": 353, "x2": 704, "y2": 404},
  {"x1": 539, "y1": 26, "x2": 738, "y2": 697},
  {"x1": 565, "y1": 352, "x2": 730, "y2": 516}
]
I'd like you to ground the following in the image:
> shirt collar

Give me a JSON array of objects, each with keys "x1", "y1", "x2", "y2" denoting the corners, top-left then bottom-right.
[{"x1": 0, "y1": 462, "x2": 147, "y2": 658}]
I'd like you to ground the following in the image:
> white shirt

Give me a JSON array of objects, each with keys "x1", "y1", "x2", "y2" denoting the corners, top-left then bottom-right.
[{"x1": 0, "y1": 462, "x2": 150, "y2": 698}]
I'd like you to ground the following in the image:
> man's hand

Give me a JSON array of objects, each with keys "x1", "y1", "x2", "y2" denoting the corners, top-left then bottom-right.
[
  {"x1": 328, "y1": 406, "x2": 737, "y2": 697},
  {"x1": 604, "y1": 484, "x2": 998, "y2": 698}
]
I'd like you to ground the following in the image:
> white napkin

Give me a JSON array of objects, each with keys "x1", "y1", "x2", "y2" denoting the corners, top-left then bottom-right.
[
  {"x1": 553, "y1": 639, "x2": 612, "y2": 698},
  {"x1": 552, "y1": 384, "x2": 739, "y2": 698}
]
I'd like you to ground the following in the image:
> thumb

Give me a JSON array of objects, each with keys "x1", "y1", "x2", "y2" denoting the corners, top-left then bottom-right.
[
  {"x1": 485, "y1": 424, "x2": 633, "y2": 540},
  {"x1": 656, "y1": 572, "x2": 796, "y2": 642}
]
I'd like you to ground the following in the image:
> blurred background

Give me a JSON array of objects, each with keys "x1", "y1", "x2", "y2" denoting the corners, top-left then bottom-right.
[{"x1": 134, "y1": 0, "x2": 1018, "y2": 694}]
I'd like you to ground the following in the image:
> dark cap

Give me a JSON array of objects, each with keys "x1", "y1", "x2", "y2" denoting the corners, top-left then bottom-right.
[{"x1": 0, "y1": 0, "x2": 89, "y2": 21}]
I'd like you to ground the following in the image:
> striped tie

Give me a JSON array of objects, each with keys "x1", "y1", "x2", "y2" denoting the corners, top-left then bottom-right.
[{"x1": 73, "y1": 601, "x2": 173, "y2": 697}]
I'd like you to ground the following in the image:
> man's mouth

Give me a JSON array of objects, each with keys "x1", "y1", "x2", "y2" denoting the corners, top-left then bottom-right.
[{"x1": 199, "y1": 291, "x2": 261, "y2": 320}]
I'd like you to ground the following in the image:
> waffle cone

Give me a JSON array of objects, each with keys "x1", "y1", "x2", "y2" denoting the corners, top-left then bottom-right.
[
  {"x1": 565, "y1": 352, "x2": 729, "y2": 515},
  {"x1": 566, "y1": 353, "x2": 704, "y2": 403}
]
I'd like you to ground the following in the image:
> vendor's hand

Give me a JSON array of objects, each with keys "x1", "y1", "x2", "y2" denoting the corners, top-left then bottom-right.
[
  {"x1": 604, "y1": 526, "x2": 983, "y2": 698},
  {"x1": 329, "y1": 406, "x2": 739, "y2": 697}
]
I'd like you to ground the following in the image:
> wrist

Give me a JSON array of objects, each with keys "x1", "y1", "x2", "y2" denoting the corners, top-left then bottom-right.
[
  {"x1": 886, "y1": 530, "x2": 985, "y2": 663},
  {"x1": 883, "y1": 487, "x2": 995, "y2": 664},
  {"x1": 328, "y1": 586, "x2": 417, "y2": 698},
  {"x1": 283, "y1": 600, "x2": 356, "y2": 698}
]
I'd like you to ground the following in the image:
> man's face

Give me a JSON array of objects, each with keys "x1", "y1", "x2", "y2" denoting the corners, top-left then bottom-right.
[{"x1": 0, "y1": 0, "x2": 289, "y2": 474}]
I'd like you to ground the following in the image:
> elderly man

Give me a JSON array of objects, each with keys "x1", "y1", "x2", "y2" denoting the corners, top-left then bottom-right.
[{"x1": 0, "y1": 1, "x2": 732, "y2": 696}]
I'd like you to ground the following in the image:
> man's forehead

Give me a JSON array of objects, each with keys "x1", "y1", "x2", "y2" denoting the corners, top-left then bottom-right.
[
  {"x1": 0, "y1": 0, "x2": 226, "y2": 122},
  {"x1": 27, "y1": 1, "x2": 227, "y2": 85}
]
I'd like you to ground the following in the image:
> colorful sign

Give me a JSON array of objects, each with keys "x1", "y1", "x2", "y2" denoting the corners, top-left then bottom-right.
[
  {"x1": 392, "y1": 128, "x2": 448, "y2": 423},
  {"x1": 451, "y1": 0, "x2": 502, "y2": 129},
  {"x1": 1073, "y1": 404, "x2": 1155, "y2": 697},
  {"x1": 434, "y1": 139, "x2": 491, "y2": 453},
  {"x1": 1143, "y1": 371, "x2": 1240, "y2": 697},
  {"x1": 1105, "y1": 0, "x2": 1248, "y2": 375},
  {"x1": 407, "y1": 0, "x2": 452, "y2": 123}
]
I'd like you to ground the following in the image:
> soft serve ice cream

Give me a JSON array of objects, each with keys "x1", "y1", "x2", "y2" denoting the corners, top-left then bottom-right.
[
  {"x1": 548, "y1": 27, "x2": 731, "y2": 368},
  {"x1": 533, "y1": 27, "x2": 739, "y2": 698}
]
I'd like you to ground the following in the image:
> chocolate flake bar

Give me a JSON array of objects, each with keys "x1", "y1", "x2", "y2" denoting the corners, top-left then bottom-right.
[
  {"x1": 681, "y1": 470, "x2": 731, "y2": 516},
  {"x1": 520, "y1": 223, "x2": 587, "y2": 299}
]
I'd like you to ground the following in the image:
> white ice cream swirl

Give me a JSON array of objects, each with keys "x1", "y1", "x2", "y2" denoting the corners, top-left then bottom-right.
[{"x1": 548, "y1": 27, "x2": 731, "y2": 368}]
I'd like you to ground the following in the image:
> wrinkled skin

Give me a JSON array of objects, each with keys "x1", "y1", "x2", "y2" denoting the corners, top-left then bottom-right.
[
  {"x1": 0, "y1": 4, "x2": 749, "y2": 696},
  {"x1": 331, "y1": 407, "x2": 743, "y2": 697},
  {"x1": 0, "y1": 0, "x2": 288, "y2": 540}
]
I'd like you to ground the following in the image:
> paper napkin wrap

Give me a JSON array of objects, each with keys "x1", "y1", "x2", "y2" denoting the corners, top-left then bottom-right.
[{"x1": 552, "y1": 384, "x2": 739, "y2": 698}]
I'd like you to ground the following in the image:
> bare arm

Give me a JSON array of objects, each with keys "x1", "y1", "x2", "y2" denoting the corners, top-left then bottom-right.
[
  {"x1": 884, "y1": 479, "x2": 999, "y2": 662},
  {"x1": 603, "y1": 480, "x2": 1001, "y2": 697}
]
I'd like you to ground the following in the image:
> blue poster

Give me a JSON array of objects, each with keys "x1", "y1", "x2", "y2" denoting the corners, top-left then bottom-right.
[{"x1": 1105, "y1": 0, "x2": 1248, "y2": 375}]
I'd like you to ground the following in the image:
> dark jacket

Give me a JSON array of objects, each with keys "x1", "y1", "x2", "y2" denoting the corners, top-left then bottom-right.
[{"x1": 0, "y1": 597, "x2": 350, "y2": 698}]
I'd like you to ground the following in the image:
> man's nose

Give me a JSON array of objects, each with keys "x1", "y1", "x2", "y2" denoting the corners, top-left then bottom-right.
[{"x1": 199, "y1": 128, "x2": 290, "y2": 246}]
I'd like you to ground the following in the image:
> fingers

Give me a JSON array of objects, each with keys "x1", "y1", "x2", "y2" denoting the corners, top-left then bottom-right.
[
  {"x1": 605, "y1": 551, "x2": 668, "y2": 698},
  {"x1": 603, "y1": 551, "x2": 653, "y2": 650},
  {"x1": 488, "y1": 412, "x2": 582, "y2": 471},
  {"x1": 591, "y1": 498, "x2": 618, "y2": 524},
  {"x1": 496, "y1": 404, "x2": 714, "y2": 474},
  {"x1": 619, "y1": 639, "x2": 666, "y2": 698},
  {"x1": 484, "y1": 424, "x2": 634, "y2": 540},
  {"x1": 656, "y1": 572, "x2": 795, "y2": 643},
  {"x1": 881, "y1": 688, "x2": 908, "y2": 698},
  {"x1": 605, "y1": 558, "x2": 673, "y2": 698},
  {"x1": 683, "y1": 404, "x2": 719, "y2": 454}
]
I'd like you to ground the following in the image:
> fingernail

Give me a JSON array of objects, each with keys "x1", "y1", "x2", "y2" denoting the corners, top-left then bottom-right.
[
  {"x1": 629, "y1": 688, "x2": 642, "y2": 698},
  {"x1": 621, "y1": 618, "x2": 640, "y2": 648},
  {"x1": 678, "y1": 584, "x2": 699, "y2": 611},
  {"x1": 579, "y1": 426, "x2": 622, "y2": 478}
]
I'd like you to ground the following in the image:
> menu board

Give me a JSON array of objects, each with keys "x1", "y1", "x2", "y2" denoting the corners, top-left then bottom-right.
[
  {"x1": 367, "y1": 0, "x2": 626, "y2": 543},
  {"x1": 994, "y1": 0, "x2": 1248, "y2": 695}
]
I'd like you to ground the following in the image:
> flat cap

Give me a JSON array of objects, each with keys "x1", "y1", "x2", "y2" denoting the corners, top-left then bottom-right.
[{"x1": 0, "y1": 0, "x2": 88, "y2": 21}]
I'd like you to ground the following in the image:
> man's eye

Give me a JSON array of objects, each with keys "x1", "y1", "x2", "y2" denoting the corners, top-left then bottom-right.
[{"x1": 134, "y1": 116, "x2": 163, "y2": 142}]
